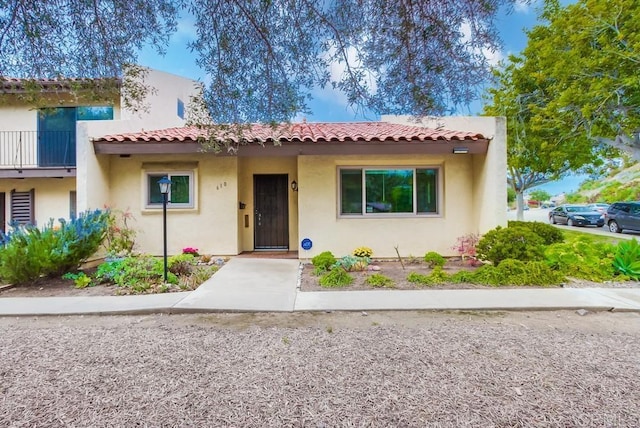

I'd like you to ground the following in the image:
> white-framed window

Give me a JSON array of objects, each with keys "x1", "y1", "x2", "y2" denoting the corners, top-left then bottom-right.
[
  {"x1": 145, "y1": 171, "x2": 195, "y2": 209},
  {"x1": 339, "y1": 167, "x2": 440, "y2": 216}
]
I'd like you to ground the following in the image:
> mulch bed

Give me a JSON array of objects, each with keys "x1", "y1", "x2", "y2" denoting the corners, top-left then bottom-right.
[{"x1": 299, "y1": 259, "x2": 639, "y2": 291}]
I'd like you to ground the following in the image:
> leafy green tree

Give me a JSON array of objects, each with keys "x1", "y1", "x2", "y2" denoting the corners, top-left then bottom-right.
[
  {"x1": 483, "y1": 57, "x2": 596, "y2": 219},
  {"x1": 0, "y1": 0, "x2": 518, "y2": 122},
  {"x1": 517, "y1": 0, "x2": 640, "y2": 161},
  {"x1": 529, "y1": 189, "x2": 551, "y2": 203}
]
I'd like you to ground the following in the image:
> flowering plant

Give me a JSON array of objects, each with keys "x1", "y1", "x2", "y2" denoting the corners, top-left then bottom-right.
[
  {"x1": 182, "y1": 247, "x2": 200, "y2": 256},
  {"x1": 352, "y1": 246, "x2": 373, "y2": 258},
  {"x1": 452, "y1": 233, "x2": 480, "y2": 265}
]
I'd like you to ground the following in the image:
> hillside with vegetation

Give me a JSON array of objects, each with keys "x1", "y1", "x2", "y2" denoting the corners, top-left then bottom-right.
[{"x1": 566, "y1": 163, "x2": 640, "y2": 204}]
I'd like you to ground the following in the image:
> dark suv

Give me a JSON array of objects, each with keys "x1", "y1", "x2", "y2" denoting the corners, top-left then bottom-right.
[{"x1": 605, "y1": 202, "x2": 640, "y2": 233}]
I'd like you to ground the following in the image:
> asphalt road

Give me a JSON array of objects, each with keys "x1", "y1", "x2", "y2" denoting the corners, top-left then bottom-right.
[{"x1": 508, "y1": 207, "x2": 640, "y2": 239}]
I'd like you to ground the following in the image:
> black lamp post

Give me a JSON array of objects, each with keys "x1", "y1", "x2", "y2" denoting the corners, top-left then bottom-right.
[{"x1": 158, "y1": 176, "x2": 172, "y2": 283}]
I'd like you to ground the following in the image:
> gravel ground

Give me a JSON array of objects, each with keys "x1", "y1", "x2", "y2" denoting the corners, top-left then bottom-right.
[{"x1": 1, "y1": 311, "x2": 640, "y2": 427}]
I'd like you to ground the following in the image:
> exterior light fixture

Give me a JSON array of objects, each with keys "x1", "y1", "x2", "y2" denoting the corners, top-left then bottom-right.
[
  {"x1": 158, "y1": 176, "x2": 172, "y2": 283},
  {"x1": 291, "y1": 180, "x2": 298, "y2": 191},
  {"x1": 452, "y1": 147, "x2": 469, "y2": 154}
]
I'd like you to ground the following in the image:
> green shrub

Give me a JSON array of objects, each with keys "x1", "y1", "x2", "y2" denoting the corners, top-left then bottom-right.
[
  {"x1": 0, "y1": 227, "x2": 53, "y2": 284},
  {"x1": 168, "y1": 253, "x2": 196, "y2": 276},
  {"x1": 507, "y1": 221, "x2": 565, "y2": 245},
  {"x1": 496, "y1": 258, "x2": 527, "y2": 277},
  {"x1": 423, "y1": 251, "x2": 446, "y2": 268},
  {"x1": 333, "y1": 255, "x2": 370, "y2": 271},
  {"x1": 49, "y1": 210, "x2": 110, "y2": 276},
  {"x1": 311, "y1": 251, "x2": 336, "y2": 272},
  {"x1": 613, "y1": 239, "x2": 640, "y2": 280},
  {"x1": 565, "y1": 192, "x2": 588, "y2": 203},
  {"x1": 319, "y1": 268, "x2": 353, "y2": 288},
  {"x1": 365, "y1": 273, "x2": 395, "y2": 288},
  {"x1": 62, "y1": 272, "x2": 93, "y2": 288},
  {"x1": 104, "y1": 208, "x2": 137, "y2": 256},
  {"x1": 95, "y1": 255, "x2": 179, "y2": 290},
  {"x1": 0, "y1": 210, "x2": 108, "y2": 284},
  {"x1": 448, "y1": 270, "x2": 476, "y2": 283},
  {"x1": 407, "y1": 271, "x2": 430, "y2": 284},
  {"x1": 465, "y1": 260, "x2": 563, "y2": 287},
  {"x1": 94, "y1": 254, "x2": 215, "y2": 293},
  {"x1": 545, "y1": 235, "x2": 616, "y2": 281},
  {"x1": 476, "y1": 226, "x2": 545, "y2": 265},
  {"x1": 178, "y1": 265, "x2": 219, "y2": 290},
  {"x1": 407, "y1": 267, "x2": 449, "y2": 286},
  {"x1": 353, "y1": 246, "x2": 373, "y2": 258}
]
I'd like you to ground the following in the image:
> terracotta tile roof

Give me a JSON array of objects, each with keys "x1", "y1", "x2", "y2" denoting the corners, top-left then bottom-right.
[{"x1": 95, "y1": 122, "x2": 486, "y2": 144}]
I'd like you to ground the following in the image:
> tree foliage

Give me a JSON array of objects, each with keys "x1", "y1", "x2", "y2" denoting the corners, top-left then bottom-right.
[
  {"x1": 483, "y1": 55, "x2": 596, "y2": 217},
  {"x1": 516, "y1": 0, "x2": 640, "y2": 161},
  {"x1": 1, "y1": 0, "x2": 518, "y2": 122},
  {"x1": 528, "y1": 189, "x2": 551, "y2": 203}
]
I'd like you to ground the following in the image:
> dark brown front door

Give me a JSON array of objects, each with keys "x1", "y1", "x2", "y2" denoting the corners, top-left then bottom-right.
[{"x1": 254, "y1": 174, "x2": 289, "y2": 250}]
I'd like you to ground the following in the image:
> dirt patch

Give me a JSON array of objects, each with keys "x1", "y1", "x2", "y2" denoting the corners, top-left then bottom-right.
[
  {"x1": 2, "y1": 312, "x2": 640, "y2": 427},
  {"x1": 299, "y1": 259, "x2": 640, "y2": 291},
  {"x1": 0, "y1": 265, "x2": 216, "y2": 298},
  {"x1": 0, "y1": 274, "x2": 117, "y2": 298}
]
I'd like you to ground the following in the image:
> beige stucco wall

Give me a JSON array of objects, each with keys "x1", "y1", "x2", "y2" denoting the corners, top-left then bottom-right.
[
  {"x1": 0, "y1": 177, "x2": 76, "y2": 227},
  {"x1": 79, "y1": 68, "x2": 201, "y2": 214},
  {"x1": 296, "y1": 154, "x2": 474, "y2": 259},
  {"x1": 118, "y1": 68, "x2": 201, "y2": 128},
  {"x1": 106, "y1": 154, "x2": 238, "y2": 256},
  {"x1": 237, "y1": 156, "x2": 298, "y2": 252},
  {"x1": 382, "y1": 115, "x2": 508, "y2": 234}
]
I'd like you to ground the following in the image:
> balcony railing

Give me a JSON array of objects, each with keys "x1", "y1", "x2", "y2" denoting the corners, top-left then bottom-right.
[{"x1": 0, "y1": 131, "x2": 76, "y2": 169}]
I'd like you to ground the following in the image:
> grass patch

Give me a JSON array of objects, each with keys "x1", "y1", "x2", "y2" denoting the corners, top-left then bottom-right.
[
  {"x1": 561, "y1": 229, "x2": 625, "y2": 245},
  {"x1": 365, "y1": 273, "x2": 395, "y2": 288}
]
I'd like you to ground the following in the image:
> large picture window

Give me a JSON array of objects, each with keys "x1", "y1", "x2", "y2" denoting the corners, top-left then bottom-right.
[
  {"x1": 146, "y1": 172, "x2": 194, "y2": 208},
  {"x1": 339, "y1": 167, "x2": 439, "y2": 216}
]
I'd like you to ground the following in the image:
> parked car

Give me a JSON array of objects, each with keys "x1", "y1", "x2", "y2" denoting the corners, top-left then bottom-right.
[
  {"x1": 605, "y1": 202, "x2": 640, "y2": 233},
  {"x1": 586, "y1": 203, "x2": 610, "y2": 214},
  {"x1": 548, "y1": 204, "x2": 605, "y2": 227}
]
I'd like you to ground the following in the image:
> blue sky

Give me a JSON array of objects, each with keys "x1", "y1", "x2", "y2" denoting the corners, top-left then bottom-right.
[
  {"x1": 137, "y1": 0, "x2": 541, "y2": 122},
  {"x1": 136, "y1": 0, "x2": 584, "y2": 195}
]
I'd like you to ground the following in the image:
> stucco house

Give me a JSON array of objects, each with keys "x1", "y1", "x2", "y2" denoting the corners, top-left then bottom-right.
[
  {"x1": 1, "y1": 68, "x2": 506, "y2": 259},
  {"x1": 0, "y1": 68, "x2": 201, "y2": 229},
  {"x1": 90, "y1": 116, "x2": 507, "y2": 258}
]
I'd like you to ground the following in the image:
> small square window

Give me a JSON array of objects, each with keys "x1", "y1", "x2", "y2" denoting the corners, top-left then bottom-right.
[{"x1": 146, "y1": 172, "x2": 194, "y2": 208}]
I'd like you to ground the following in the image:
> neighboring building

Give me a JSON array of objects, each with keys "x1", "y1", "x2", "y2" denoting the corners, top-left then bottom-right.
[
  {"x1": 0, "y1": 68, "x2": 201, "y2": 230},
  {"x1": 91, "y1": 116, "x2": 507, "y2": 258}
]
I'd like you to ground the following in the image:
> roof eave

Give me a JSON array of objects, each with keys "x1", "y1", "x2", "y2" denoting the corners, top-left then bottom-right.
[{"x1": 93, "y1": 139, "x2": 490, "y2": 156}]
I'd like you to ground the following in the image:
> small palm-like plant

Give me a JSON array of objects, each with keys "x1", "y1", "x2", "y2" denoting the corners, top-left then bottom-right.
[{"x1": 613, "y1": 239, "x2": 640, "y2": 280}]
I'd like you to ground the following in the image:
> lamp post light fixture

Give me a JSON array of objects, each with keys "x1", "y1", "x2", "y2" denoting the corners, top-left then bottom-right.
[{"x1": 158, "y1": 176, "x2": 172, "y2": 283}]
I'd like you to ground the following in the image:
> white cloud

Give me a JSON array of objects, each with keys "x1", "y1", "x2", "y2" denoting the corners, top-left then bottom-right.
[
  {"x1": 459, "y1": 22, "x2": 504, "y2": 66},
  {"x1": 514, "y1": 0, "x2": 531, "y2": 13},
  {"x1": 175, "y1": 14, "x2": 198, "y2": 41},
  {"x1": 311, "y1": 45, "x2": 377, "y2": 110},
  {"x1": 514, "y1": 0, "x2": 546, "y2": 14}
]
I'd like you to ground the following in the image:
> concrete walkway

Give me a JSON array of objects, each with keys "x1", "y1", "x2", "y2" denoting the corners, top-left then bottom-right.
[{"x1": 1, "y1": 258, "x2": 640, "y2": 316}]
